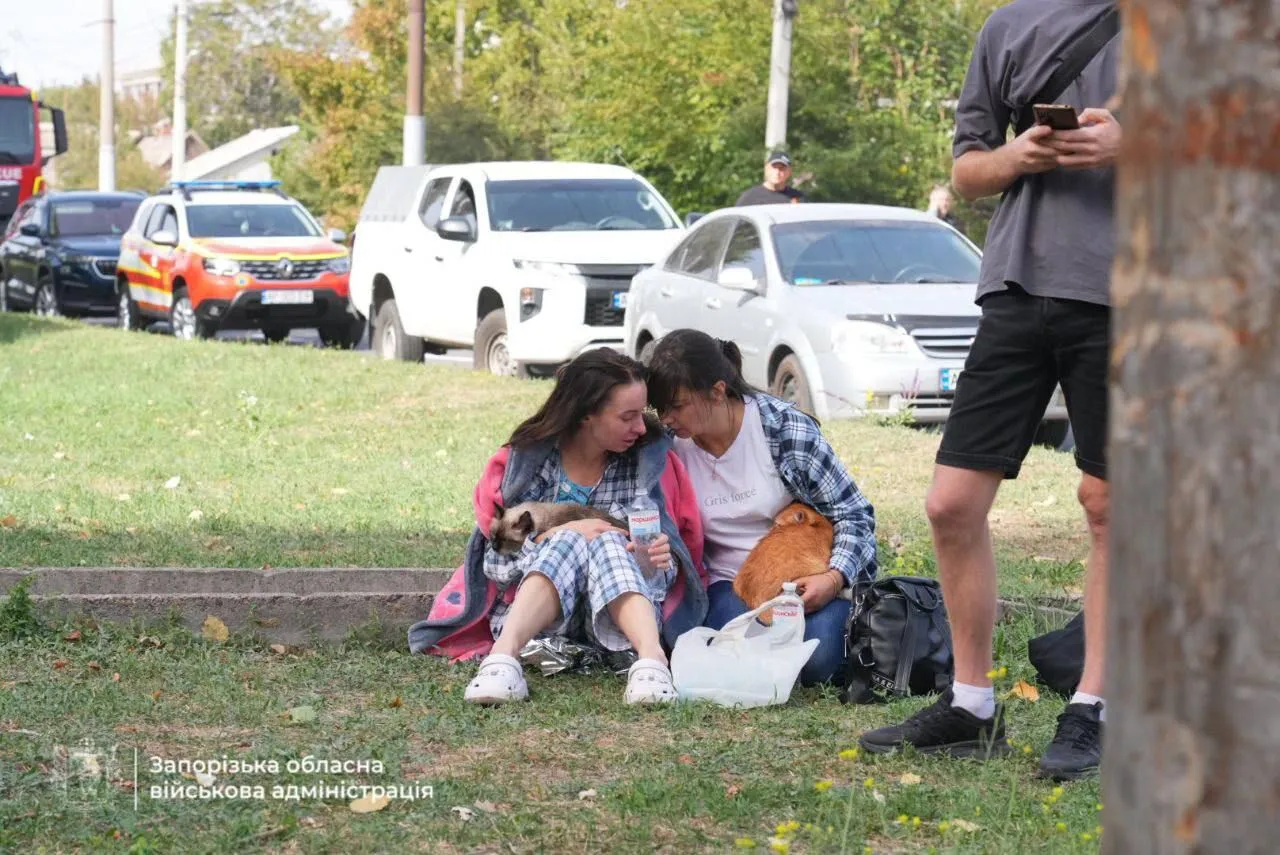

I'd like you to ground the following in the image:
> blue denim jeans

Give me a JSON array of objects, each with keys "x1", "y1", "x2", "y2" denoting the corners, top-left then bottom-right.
[{"x1": 704, "y1": 580, "x2": 850, "y2": 687}]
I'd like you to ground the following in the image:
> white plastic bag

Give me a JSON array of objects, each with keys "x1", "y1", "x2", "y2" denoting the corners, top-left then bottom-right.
[{"x1": 670, "y1": 597, "x2": 820, "y2": 708}]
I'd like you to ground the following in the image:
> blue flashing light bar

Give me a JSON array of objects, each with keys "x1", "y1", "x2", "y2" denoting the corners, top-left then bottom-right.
[{"x1": 168, "y1": 180, "x2": 283, "y2": 191}]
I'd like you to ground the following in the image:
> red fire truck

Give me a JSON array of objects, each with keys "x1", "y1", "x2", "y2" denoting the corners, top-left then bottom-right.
[{"x1": 0, "y1": 65, "x2": 68, "y2": 232}]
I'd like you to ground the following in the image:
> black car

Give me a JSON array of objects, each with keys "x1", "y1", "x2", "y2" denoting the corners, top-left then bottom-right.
[{"x1": 0, "y1": 190, "x2": 143, "y2": 317}]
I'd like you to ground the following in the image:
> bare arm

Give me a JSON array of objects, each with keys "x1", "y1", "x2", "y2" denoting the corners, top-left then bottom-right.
[{"x1": 952, "y1": 124, "x2": 1059, "y2": 201}]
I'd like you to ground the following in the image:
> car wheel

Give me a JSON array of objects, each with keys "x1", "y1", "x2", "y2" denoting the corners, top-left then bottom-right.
[
  {"x1": 35, "y1": 277, "x2": 60, "y2": 317},
  {"x1": 0, "y1": 276, "x2": 8, "y2": 313},
  {"x1": 770, "y1": 355, "x2": 814, "y2": 416},
  {"x1": 475, "y1": 308, "x2": 517, "y2": 377},
  {"x1": 638, "y1": 339, "x2": 657, "y2": 366},
  {"x1": 117, "y1": 281, "x2": 142, "y2": 331},
  {"x1": 170, "y1": 289, "x2": 215, "y2": 340},
  {"x1": 263, "y1": 327, "x2": 290, "y2": 344},
  {"x1": 372, "y1": 297, "x2": 424, "y2": 362},
  {"x1": 318, "y1": 316, "x2": 364, "y2": 349}
]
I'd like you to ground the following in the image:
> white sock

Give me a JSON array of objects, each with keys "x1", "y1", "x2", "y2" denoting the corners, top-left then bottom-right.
[
  {"x1": 951, "y1": 681, "x2": 996, "y2": 719},
  {"x1": 1071, "y1": 691, "x2": 1106, "y2": 722}
]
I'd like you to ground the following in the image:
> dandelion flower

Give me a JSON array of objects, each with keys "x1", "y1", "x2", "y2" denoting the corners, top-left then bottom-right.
[
  {"x1": 1081, "y1": 833, "x2": 1093, "y2": 842},
  {"x1": 839, "y1": 748, "x2": 860, "y2": 760},
  {"x1": 769, "y1": 838, "x2": 790, "y2": 854},
  {"x1": 734, "y1": 839, "x2": 756, "y2": 849},
  {"x1": 938, "y1": 821, "x2": 952, "y2": 833},
  {"x1": 863, "y1": 777, "x2": 875, "y2": 788},
  {"x1": 814, "y1": 780, "x2": 833, "y2": 793},
  {"x1": 897, "y1": 814, "x2": 909, "y2": 825},
  {"x1": 1056, "y1": 822, "x2": 1067, "y2": 832},
  {"x1": 912, "y1": 817, "x2": 922, "y2": 828}
]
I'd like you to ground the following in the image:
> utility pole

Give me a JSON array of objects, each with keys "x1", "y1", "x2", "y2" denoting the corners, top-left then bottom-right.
[
  {"x1": 454, "y1": 0, "x2": 466, "y2": 100},
  {"x1": 404, "y1": 0, "x2": 425, "y2": 165},
  {"x1": 764, "y1": 0, "x2": 797, "y2": 150},
  {"x1": 99, "y1": 0, "x2": 116, "y2": 191},
  {"x1": 172, "y1": 0, "x2": 189, "y2": 182}
]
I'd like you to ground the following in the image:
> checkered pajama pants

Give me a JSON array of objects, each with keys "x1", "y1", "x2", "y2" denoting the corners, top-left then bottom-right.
[{"x1": 489, "y1": 529, "x2": 675, "y2": 651}]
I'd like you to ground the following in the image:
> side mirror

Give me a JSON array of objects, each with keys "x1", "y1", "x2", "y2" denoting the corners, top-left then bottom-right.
[
  {"x1": 718, "y1": 265, "x2": 760, "y2": 292},
  {"x1": 19, "y1": 223, "x2": 40, "y2": 238},
  {"x1": 684, "y1": 212, "x2": 704, "y2": 227},
  {"x1": 150, "y1": 230, "x2": 178, "y2": 247},
  {"x1": 43, "y1": 107, "x2": 68, "y2": 163},
  {"x1": 327, "y1": 227, "x2": 348, "y2": 244},
  {"x1": 437, "y1": 216, "x2": 476, "y2": 243}
]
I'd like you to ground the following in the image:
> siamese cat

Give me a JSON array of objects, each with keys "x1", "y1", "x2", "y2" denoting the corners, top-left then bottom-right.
[{"x1": 488, "y1": 501, "x2": 627, "y2": 555}]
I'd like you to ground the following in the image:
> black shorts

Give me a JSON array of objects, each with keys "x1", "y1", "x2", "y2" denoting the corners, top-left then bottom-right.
[{"x1": 937, "y1": 290, "x2": 1109, "y2": 480}]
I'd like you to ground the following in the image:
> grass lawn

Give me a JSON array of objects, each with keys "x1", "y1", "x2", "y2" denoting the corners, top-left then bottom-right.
[{"x1": 1, "y1": 315, "x2": 1099, "y2": 852}]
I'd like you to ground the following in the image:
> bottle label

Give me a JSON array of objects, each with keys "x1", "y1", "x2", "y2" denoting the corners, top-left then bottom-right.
[{"x1": 629, "y1": 509, "x2": 661, "y2": 543}]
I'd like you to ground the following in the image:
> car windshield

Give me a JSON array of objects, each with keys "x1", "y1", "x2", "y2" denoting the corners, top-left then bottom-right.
[
  {"x1": 486, "y1": 178, "x2": 679, "y2": 232},
  {"x1": 773, "y1": 220, "x2": 981, "y2": 285},
  {"x1": 185, "y1": 204, "x2": 319, "y2": 238},
  {"x1": 51, "y1": 198, "x2": 141, "y2": 237},
  {"x1": 0, "y1": 96, "x2": 36, "y2": 164}
]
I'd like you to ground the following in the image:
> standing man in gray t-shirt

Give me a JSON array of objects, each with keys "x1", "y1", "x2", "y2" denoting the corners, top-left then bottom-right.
[{"x1": 859, "y1": 0, "x2": 1120, "y2": 782}]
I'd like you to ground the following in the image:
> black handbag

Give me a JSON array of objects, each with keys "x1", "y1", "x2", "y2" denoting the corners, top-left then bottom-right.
[
  {"x1": 839, "y1": 576, "x2": 955, "y2": 705},
  {"x1": 1028, "y1": 611, "x2": 1084, "y2": 697}
]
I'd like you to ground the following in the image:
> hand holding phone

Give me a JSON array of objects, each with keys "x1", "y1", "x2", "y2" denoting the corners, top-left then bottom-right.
[{"x1": 1033, "y1": 103, "x2": 1080, "y2": 131}]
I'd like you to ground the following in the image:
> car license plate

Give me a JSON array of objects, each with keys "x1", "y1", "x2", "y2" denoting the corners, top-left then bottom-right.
[
  {"x1": 261, "y1": 290, "x2": 313, "y2": 305},
  {"x1": 611, "y1": 291, "x2": 628, "y2": 310},
  {"x1": 940, "y1": 367, "x2": 963, "y2": 392}
]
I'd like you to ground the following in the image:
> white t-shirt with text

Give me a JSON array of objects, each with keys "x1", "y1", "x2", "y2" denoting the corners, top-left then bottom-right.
[{"x1": 674, "y1": 398, "x2": 793, "y2": 585}]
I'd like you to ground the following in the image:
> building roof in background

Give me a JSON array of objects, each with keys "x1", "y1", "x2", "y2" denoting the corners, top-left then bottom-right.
[{"x1": 181, "y1": 126, "x2": 300, "y2": 181}]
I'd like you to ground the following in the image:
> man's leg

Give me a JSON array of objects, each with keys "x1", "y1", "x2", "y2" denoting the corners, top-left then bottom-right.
[
  {"x1": 859, "y1": 290, "x2": 1054, "y2": 756},
  {"x1": 1037, "y1": 296, "x2": 1110, "y2": 780},
  {"x1": 927, "y1": 465, "x2": 1004, "y2": 708}
]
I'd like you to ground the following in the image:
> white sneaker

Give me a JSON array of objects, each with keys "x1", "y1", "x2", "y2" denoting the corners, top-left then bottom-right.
[
  {"x1": 464, "y1": 653, "x2": 529, "y2": 704},
  {"x1": 625, "y1": 658, "x2": 677, "y2": 705}
]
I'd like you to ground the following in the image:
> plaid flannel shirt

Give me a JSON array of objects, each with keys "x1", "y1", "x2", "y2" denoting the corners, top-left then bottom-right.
[{"x1": 753, "y1": 393, "x2": 878, "y2": 585}]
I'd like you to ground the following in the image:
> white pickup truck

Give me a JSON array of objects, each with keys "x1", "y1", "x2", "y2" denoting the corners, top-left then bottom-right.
[{"x1": 348, "y1": 161, "x2": 685, "y2": 375}]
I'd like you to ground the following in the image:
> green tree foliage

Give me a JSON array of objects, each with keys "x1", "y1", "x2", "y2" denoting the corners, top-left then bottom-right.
[
  {"x1": 159, "y1": 0, "x2": 341, "y2": 149},
  {"x1": 40, "y1": 80, "x2": 166, "y2": 193}
]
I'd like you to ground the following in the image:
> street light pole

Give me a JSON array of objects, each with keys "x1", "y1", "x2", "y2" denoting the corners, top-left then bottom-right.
[
  {"x1": 764, "y1": 0, "x2": 797, "y2": 150},
  {"x1": 99, "y1": 0, "x2": 116, "y2": 191},
  {"x1": 172, "y1": 0, "x2": 188, "y2": 181},
  {"x1": 404, "y1": 0, "x2": 426, "y2": 165}
]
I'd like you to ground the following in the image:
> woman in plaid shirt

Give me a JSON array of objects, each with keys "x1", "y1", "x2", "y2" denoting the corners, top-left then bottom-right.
[
  {"x1": 435, "y1": 350, "x2": 706, "y2": 706},
  {"x1": 646, "y1": 329, "x2": 878, "y2": 686}
]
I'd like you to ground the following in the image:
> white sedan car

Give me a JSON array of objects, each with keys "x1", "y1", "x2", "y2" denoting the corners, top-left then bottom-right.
[{"x1": 624, "y1": 203, "x2": 1068, "y2": 440}]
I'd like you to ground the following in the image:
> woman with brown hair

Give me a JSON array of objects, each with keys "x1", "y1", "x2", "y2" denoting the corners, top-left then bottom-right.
[{"x1": 408, "y1": 350, "x2": 706, "y2": 705}]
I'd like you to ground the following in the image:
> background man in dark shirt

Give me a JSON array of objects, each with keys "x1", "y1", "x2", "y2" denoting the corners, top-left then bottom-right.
[{"x1": 735, "y1": 151, "x2": 805, "y2": 206}]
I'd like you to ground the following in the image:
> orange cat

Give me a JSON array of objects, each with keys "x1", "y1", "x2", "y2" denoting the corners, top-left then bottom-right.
[{"x1": 733, "y1": 502, "x2": 835, "y2": 624}]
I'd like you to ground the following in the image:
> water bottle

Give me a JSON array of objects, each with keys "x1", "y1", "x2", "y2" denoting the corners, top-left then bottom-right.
[
  {"x1": 770, "y1": 582, "x2": 805, "y2": 642},
  {"x1": 627, "y1": 491, "x2": 663, "y2": 579}
]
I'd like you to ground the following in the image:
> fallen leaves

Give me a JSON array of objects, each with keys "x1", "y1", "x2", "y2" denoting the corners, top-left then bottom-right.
[
  {"x1": 1008, "y1": 680, "x2": 1041, "y2": 703},
  {"x1": 188, "y1": 509, "x2": 204, "y2": 522},
  {"x1": 350, "y1": 794, "x2": 391, "y2": 814},
  {"x1": 951, "y1": 819, "x2": 983, "y2": 832},
  {"x1": 898, "y1": 773, "x2": 922, "y2": 786},
  {"x1": 283, "y1": 705, "x2": 317, "y2": 724},
  {"x1": 201, "y1": 616, "x2": 229, "y2": 643},
  {"x1": 63, "y1": 630, "x2": 82, "y2": 642},
  {"x1": 52, "y1": 659, "x2": 69, "y2": 670},
  {"x1": 0, "y1": 515, "x2": 17, "y2": 528},
  {"x1": 577, "y1": 789, "x2": 597, "y2": 801},
  {"x1": 269, "y1": 644, "x2": 287, "y2": 655},
  {"x1": 330, "y1": 487, "x2": 349, "y2": 497},
  {"x1": 473, "y1": 800, "x2": 498, "y2": 813},
  {"x1": 450, "y1": 805, "x2": 474, "y2": 821},
  {"x1": 164, "y1": 476, "x2": 182, "y2": 490},
  {"x1": 388, "y1": 696, "x2": 403, "y2": 709}
]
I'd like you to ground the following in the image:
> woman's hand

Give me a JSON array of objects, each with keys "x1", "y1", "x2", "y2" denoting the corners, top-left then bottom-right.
[
  {"x1": 793, "y1": 571, "x2": 843, "y2": 613},
  {"x1": 627, "y1": 533, "x2": 672, "y2": 571},
  {"x1": 536, "y1": 519, "x2": 619, "y2": 543}
]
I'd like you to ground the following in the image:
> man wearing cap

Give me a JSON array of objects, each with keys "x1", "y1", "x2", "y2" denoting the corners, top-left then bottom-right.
[{"x1": 735, "y1": 151, "x2": 805, "y2": 206}]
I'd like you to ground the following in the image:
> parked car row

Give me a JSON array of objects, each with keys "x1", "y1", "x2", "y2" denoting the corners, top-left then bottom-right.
[
  {"x1": 0, "y1": 166, "x2": 1067, "y2": 440},
  {"x1": 0, "y1": 180, "x2": 359, "y2": 347}
]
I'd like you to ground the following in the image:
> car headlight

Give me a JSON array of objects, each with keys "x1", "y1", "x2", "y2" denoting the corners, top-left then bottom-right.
[
  {"x1": 328, "y1": 255, "x2": 350, "y2": 274},
  {"x1": 512, "y1": 260, "x2": 583, "y2": 278},
  {"x1": 202, "y1": 257, "x2": 241, "y2": 277},
  {"x1": 831, "y1": 321, "x2": 915, "y2": 358}
]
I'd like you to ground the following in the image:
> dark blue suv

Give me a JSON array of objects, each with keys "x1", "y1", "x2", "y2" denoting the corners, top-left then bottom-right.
[{"x1": 0, "y1": 191, "x2": 143, "y2": 316}]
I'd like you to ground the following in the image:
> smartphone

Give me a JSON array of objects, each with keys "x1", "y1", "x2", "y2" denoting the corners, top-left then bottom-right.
[{"x1": 1033, "y1": 103, "x2": 1080, "y2": 130}]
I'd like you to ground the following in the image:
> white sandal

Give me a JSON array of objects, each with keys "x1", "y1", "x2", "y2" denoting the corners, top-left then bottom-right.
[
  {"x1": 464, "y1": 653, "x2": 529, "y2": 704},
  {"x1": 625, "y1": 658, "x2": 677, "y2": 705}
]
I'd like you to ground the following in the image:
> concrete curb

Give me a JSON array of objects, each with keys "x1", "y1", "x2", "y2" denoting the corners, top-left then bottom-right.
[
  {"x1": 1, "y1": 568, "x2": 1079, "y2": 646},
  {"x1": 0, "y1": 568, "x2": 453, "y2": 645}
]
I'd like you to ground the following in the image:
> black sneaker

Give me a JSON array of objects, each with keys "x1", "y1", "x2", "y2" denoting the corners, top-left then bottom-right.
[
  {"x1": 1038, "y1": 702, "x2": 1103, "y2": 781},
  {"x1": 858, "y1": 689, "x2": 1011, "y2": 758}
]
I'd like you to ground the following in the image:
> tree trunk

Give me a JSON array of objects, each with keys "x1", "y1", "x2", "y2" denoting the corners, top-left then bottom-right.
[{"x1": 1106, "y1": 1, "x2": 1280, "y2": 853}]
